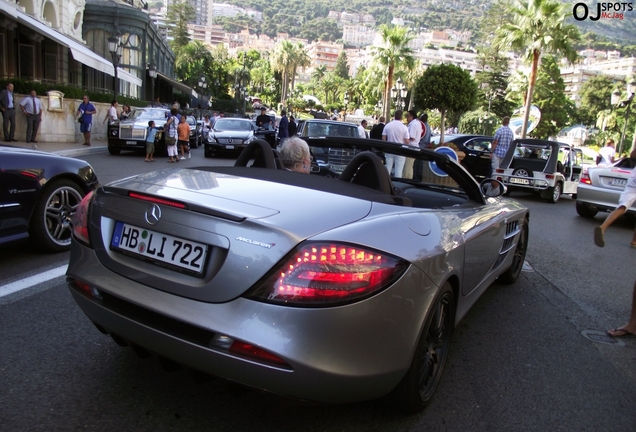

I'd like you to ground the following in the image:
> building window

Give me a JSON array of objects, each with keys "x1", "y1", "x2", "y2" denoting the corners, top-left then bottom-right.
[
  {"x1": 19, "y1": 44, "x2": 35, "y2": 79},
  {"x1": 44, "y1": 53, "x2": 57, "y2": 81},
  {"x1": 0, "y1": 34, "x2": 5, "y2": 77}
]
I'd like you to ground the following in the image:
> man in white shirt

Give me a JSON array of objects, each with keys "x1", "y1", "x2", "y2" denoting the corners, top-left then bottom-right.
[
  {"x1": 598, "y1": 139, "x2": 616, "y2": 166},
  {"x1": 382, "y1": 110, "x2": 410, "y2": 177},
  {"x1": 404, "y1": 110, "x2": 423, "y2": 179},
  {"x1": 107, "y1": 100, "x2": 118, "y2": 123},
  {"x1": 357, "y1": 119, "x2": 368, "y2": 138},
  {"x1": 19, "y1": 89, "x2": 43, "y2": 144}
]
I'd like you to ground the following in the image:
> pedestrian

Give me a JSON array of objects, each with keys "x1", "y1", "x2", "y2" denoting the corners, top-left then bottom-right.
[
  {"x1": 145, "y1": 120, "x2": 158, "y2": 162},
  {"x1": 19, "y1": 89, "x2": 42, "y2": 144},
  {"x1": 120, "y1": 104, "x2": 131, "y2": 120},
  {"x1": 357, "y1": 119, "x2": 368, "y2": 138},
  {"x1": 256, "y1": 107, "x2": 272, "y2": 128},
  {"x1": 279, "y1": 109, "x2": 289, "y2": 140},
  {"x1": 598, "y1": 139, "x2": 616, "y2": 166},
  {"x1": 177, "y1": 114, "x2": 191, "y2": 160},
  {"x1": 288, "y1": 115, "x2": 298, "y2": 136},
  {"x1": 382, "y1": 110, "x2": 410, "y2": 177},
  {"x1": 490, "y1": 116, "x2": 514, "y2": 174},
  {"x1": 202, "y1": 114, "x2": 212, "y2": 134},
  {"x1": 165, "y1": 107, "x2": 179, "y2": 162},
  {"x1": 370, "y1": 116, "x2": 385, "y2": 140},
  {"x1": 105, "y1": 100, "x2": 118, "y2": 124},
  {"x1": 403, "y1": 110, "x2": 423, "y2": 179},
  {"x1": 76, "y1": 95, "x2": 97, "y2": 146},
  {"x1": 0, "y1": 82, "x2": 17, "y2": 142},
  {"x1": 594, "y1": 148, "x2": 636, "y2": 248},
  {"x1": 607, "y1": 278, "x2": 636, "y2": 338},
  {"x1": 413, "y1": 113, "x2": 432, "y2": 181}
]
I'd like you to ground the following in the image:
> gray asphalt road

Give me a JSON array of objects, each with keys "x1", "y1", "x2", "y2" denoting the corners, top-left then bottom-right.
[{"x1": 1, "y1": 155, "x2": 635, "y2": 431}]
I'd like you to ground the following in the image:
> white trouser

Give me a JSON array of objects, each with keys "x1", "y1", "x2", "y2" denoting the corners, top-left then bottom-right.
[{"x1": 385, "y1": 154, "x2": 406, "y2": 178}]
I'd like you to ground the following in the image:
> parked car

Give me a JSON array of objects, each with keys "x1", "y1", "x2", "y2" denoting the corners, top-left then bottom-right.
[
  {"x1": 494, "y1": 139, "x2": 583, "y2": 203},
  {"x1": 204, "y1": 118, "x2": 258, "y2": 157},
  {"x1": 576, "y1": 157, "x2": 636, "y2": 218},
  {"x1": 296, "y1": 119, "x2": 361, "y2": 175},
  {"x1": 430, "y1": 134, "x2": 494, "y2": 180},
  {"x1": 186, "y1": 115, "x2": 202, "y2": 149},
  {"x1": 67, "y1": 136, "x2": 528, "y2": 412},
  {"x1": 0, "y1": 145, "x2": 98, "y2": 252},
  {"x1": 108, "y1": 108, "x2": 169, "y2": 156}
]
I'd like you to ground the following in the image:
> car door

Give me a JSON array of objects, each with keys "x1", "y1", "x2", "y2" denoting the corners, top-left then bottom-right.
[
  {"x1": 461, "y1": 137, "x2": 494, "y2": 179},
  {"x1": 0, "y1": 156, "x2": 41, "y2": 240}
]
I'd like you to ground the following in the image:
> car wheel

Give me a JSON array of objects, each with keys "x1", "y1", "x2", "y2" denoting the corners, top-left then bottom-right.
[
  {"x1": 576, "y1": 202, "x2": 598, "y2": 218},
  {"x1": 108, "y1": 146, "x2": 121, "y2": 155},
  {"x1": 498, "y1": 217, "x2": 529, "y2": 284},
  {"x1": 547, "y1": 182, "x2": 562, "y2": 203},
  {"x1": 393, "y1": 282, "x2": 455, "y2": 413},
  {"x1": 29, "y1": 179, "x2": 85, "y2": 252}
]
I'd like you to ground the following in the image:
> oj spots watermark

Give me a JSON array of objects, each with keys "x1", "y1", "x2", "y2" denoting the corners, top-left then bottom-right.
[{"x1": 573, "y1": 2, "x2": 634, "y2": 20}]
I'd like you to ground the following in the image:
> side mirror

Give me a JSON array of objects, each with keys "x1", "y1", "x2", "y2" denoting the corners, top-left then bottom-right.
[{"x1": 480, "y1": 179, "x2": 507, "y2": 197}]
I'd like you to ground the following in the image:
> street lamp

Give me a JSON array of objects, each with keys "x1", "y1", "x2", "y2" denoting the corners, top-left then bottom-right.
[
  {"x1": 391, "y1": 78, "x2": 407, "y2": 111},
  {"x1": 148, "y1": 63, "x2": 157, "y2": 105},
  {"x1": 611, "y1": 78, "x2": 636, "y2": 156},
  {"x1": 108, "y1": 33, "x2": 122, "y2": 100},
  {"x1": 198, "y1": 75, "x2": 207, "y2": 116}
]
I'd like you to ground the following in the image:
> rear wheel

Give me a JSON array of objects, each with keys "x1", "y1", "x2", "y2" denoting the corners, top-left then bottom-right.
[
  {"x1": 393, "y1": 282, "x2": 455, "y2": 413},
  {"x1": 547, "y1": 182, "x2": 562, "y2": 203},
  {"x1": 29, "y1": 179, "x2": 85, "y2": 252},
  {"x1": 576, "y1": 202, "x2": 598, "y2": 218},
  {"x1": 499, "y1": 217, "x2": 529, "y2": 284}
]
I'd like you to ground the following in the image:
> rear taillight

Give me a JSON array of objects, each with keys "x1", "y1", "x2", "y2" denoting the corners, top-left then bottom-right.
[
  {"x1": 245, "y1": 243, "x2": 408, "y2": 307},
  {"x1": 580, "y1": 170, "x2": 592, "y2": 185},
  {"x1": 72, "y1": 190, "x2": 94, "y2": 246}
]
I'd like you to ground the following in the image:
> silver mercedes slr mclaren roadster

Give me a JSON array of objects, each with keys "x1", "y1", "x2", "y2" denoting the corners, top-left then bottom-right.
[{"x1": 66, "y1": 136, "x2": 529, "y2": 413}]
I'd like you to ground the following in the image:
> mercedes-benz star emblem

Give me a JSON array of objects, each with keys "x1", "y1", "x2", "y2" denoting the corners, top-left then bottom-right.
[
  {"x1": 227, "y1": 138, "x2": 233, "y2": 143},
  {"x1": 145, "y1": 204, "x2": 162, "y2": 226}
]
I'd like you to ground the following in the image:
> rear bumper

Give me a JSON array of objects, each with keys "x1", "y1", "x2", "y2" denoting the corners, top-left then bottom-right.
[
  {"x1": 66, "y1": 241, "x2": 432, "y2": 403},
  {"x1": 577, "y1": 183, "x2": 636, "y2": 213}
]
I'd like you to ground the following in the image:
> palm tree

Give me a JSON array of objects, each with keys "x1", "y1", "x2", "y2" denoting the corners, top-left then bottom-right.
[
  {"x1": 494, "y1": 0, "x2": 579, "y2": 138},
  {"x1": 270, "y1": 41, "x2": 309, "y2": 105},
  {"x1": 174, "y1": 41, "x2": 213, "y2": 88},
  {"x1": 372, "y1": 25, "x2": 416, "y2": 120},
  {"x1": 311, "y1": 65, "x2": 327, "y2": 82}
]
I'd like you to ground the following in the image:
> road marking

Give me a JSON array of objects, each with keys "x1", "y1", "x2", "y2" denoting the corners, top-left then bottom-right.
[{"x1": 0, "y1": 265, "x2": 68, "y2": 298}]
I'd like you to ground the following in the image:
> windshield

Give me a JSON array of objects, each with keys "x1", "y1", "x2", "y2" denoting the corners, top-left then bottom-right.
[
  {"x1": 214, "y1": 119, "x2": 252, "y2": 131},
  {"x1": 128, "y1": 109, "x2": 167, "y2": 121}
]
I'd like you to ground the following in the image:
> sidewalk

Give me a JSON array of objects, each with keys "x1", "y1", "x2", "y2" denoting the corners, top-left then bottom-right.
[{"x1": 7, "y1": 138, "x2": 108, "y2": 157}]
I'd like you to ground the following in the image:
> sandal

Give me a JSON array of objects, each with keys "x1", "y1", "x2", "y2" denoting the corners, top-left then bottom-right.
[{"x1": 607, "y1": 328, "x2": 636, "y2": 338}]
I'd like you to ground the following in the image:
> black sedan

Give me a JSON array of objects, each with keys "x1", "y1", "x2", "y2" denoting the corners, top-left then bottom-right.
[
  {"x1": 0, "y1": 145, "x2": 99, "y2": 252},
  {"x1": 186, "y1": 116, "x2": 202, "y2": 149},
  {"x1": 430, "y1": 134, "x2": 494, "y2": 180},
  {"x1": 204, "y1": 118, "x2": 258, "y2": 158}
]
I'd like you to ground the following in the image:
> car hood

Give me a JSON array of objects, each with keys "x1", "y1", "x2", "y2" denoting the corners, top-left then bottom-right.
[
  {"x1": 91, "y1": 168, "x2": 373, "y2": 302},
  {"x1": 211, "y1": 130, "x2": 253, "y2": 138}
]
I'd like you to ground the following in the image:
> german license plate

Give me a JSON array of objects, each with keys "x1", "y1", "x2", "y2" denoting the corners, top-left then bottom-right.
[
  {"x1": 111, "y1": 222, "x2": 207, "y2": 275},
  {"x1": 510, "y1": 177, "x2": 530, "y2": 185},
  {"x1": 126, "y1": 141, "x2": 137, "y2": 145},
  {"x1": 610, "y1": 178, "x2": 627, "y2": 186},
  {"x1": 226, "y1": 145, "x2": 235, "y2": 149}
]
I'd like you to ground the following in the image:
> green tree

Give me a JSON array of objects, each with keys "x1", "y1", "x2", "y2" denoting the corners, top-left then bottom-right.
[
  {"x1": 334, "y1": 51, "x2": 350, "y2": 80},
  {"x1": 372, "y1": 25, "x2": 416, "y2": 120},
  {"x1": 494, "y1": 0, "x2": 579, "y2": 138},
  {"x1": 529, "y1": 57, "x2": 576, "y2": 139},
  {"x1": 166, "y1": 0, "x2": 195, "y2": 50},
  {"x1": 174, "y1": 41, "x2": 213, "y2": 88},
  {"x1": 270, "y1": 41, "x2": 309, "y2": 104},
  {"x1": 577, "y1": 76, "x2": 615, "y2": 127},
  {"x1": 413, "y1": 64, "x2": 478, "y2": 144}
]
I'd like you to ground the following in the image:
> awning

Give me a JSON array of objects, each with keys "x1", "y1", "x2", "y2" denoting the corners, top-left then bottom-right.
[
  {"x1": 16, "y1": 10, "x2": 141, "y2": 86},
  {"x1": 0, "y1": 1, "x2": 17, "y2": 18},
  {"x1": 117, "y1": 68, "x2": 143, "y2": 87},
  {"x1": 157, "y1": 72, "x2": 197, "y2": 97}
]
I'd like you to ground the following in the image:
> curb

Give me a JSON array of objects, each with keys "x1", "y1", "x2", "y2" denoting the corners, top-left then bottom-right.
[{"x1": 55, "y1": 146, "x2": 108, "y2": 157}]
